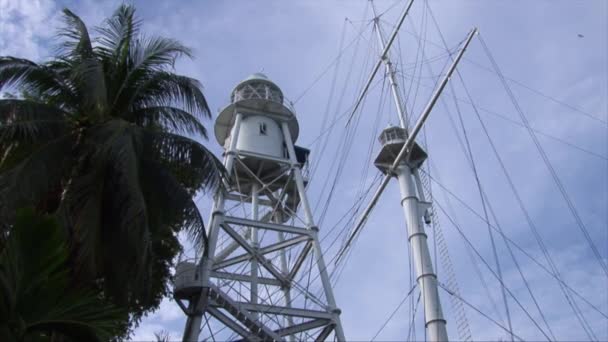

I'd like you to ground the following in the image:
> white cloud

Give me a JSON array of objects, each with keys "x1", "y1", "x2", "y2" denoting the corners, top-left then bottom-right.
[
  {"x1": 156, "y1": 298, "x2": 184, "y2": 323},
  {"x1": 0, "y1": 0, "x2": 59, "y2": 60}
]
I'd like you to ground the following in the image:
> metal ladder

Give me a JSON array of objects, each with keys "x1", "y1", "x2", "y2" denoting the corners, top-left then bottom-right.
[
  {"x1": 419, "y1": 171, "x2": 473, "y2": 342},
  {"x1": 208, "y1": 284, "x2": 283, "y2": 341}
]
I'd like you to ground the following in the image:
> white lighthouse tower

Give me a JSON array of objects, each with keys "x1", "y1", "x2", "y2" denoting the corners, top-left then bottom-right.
[{"x1": 174, "y1": 73, "x2": 346, "y2": 341}]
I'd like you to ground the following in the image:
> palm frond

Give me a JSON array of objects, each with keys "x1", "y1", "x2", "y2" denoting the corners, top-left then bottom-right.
[
  {"x1": 130, "y1": 36, "x2": 193, "y2": 71},
  {"x1": 0, "y1": 99, "x2": 68, "y2": 146},
  {"x1": 140, "y1": 158, "x2": 207, "y2": 249},
  {"x1": 61, "y1": 121, "x2": 175, "y2": 313},
  {"x1": 92, "y1": 120, "x2": 150, "y2": 264},
  {"x1": 61, "y1": 120, "x2": 150, "y2": 282},
  {"x1": 135, "y1": 105, "x2": 208, "y2": 138},
  {"x1": 0, "y1": 209, "x2": 124, "y2": 341},
  {"x1": 0, "y1": 57, "x2": 73, "y2": 102},
  {"x1": 109, "y1": 37, "x2": 193, "y2": 113},
  {"x1": 129, "y1": 71, "x2": 211, "y2": 120},
  {"x1": 0, "y1": 135, "x2": 73, "y2": 223},
  {"x1": 154, "y1": 330, "x2": 171, "y2": 342},
  {"x1": 59, "y1": 165, "x2": 105, "y2": 280},
  {"x1": 70, "y1": 56, "x2": 108, "y2": 117},
  {"x1": 59, "y1": 9, "x2": 108, "y2": 116},
  {"x1": 95, "y1": 4, "x2": 141, "y2": 61},
  {"x1": 58, "y1": 9, "x2": 95, "y2": 58},
  {"x1": 145, "y1": 130, "x2": 224, "y2": 192}
]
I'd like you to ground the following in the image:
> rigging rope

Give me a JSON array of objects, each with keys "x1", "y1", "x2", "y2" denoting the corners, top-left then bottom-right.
[
  {"x1": 395, "y1": 28, "x2": 607, "y2": 126},
  {"x1": 304, "y1": 75, "x2": 385, "y2": 153},
  {"x1": 421, "y1": 61, "x2": 558, "y2": 336},
  {"x1": 311, "y1": 14, "x2": 376, "y2": 217},
  {"x1": 423, "y1": 11, "x2": 515, "y2": 339},
  {"x1": 308, "y1": 28, "x2": 350, "y2": 188},
  {"x1": 310, "y1": 18, "x2": 348, "y2": 158},
  {"x1": 315, "y1": 25, "x2": 378, "y2": 226},
  {"x1": 399, "y1": 13, "x2": 476, "y2": 339},
  {"x1": 426, "y1": 15, "x2": 564, "y2": 335},
  {"x1": 432, "y1": 54, "x2": 600, "y2": 339},
  {"x1": 461, "y1": 58, "x2": 608, "y2": 126},
  {"x1": 370, "y1": 284, "x2": 418, "y2": 341},
  {"x1": 330, "y1": 173, "x2": 382, "y2": 288},
  {"x1": 352, "y1": 71, "x2": 388, "y2": 204},
  {"x1": 438, "y1": 283, "x2": 525, "y2": 342},
  {"x1": 418, "y1": 167, "x2": 474, "y2": 341},
  {"x1": 478, "y1": 33, "x2": 608, "y2": 279},
  {"x1": 432, "y1": 198, "x2": 553, "y2": 341},
  {"x1": 458, "y1": 51, "x2": 598, "y2": 338},
  {"x1": 232, "y1": 172, "x2": 381, "y2": 338},
  {"x1": 292, "y1": 18, "x2": 372, "y2": 105},
  {"x1": 308, "y1": 16, "x2": 370, "y2": 184},
  {"x1": 407, "y1": 4, "x2": 429, "y2": 126},
  {"x1": 402, "y1": 9, "x2": 604, "y2": 337},
  {"x1": 428, "y1": 159, "x2": 507, "y2": 326},
  {"x1": 427, "y1": 171, "x2": 608, "y2": 321},
  {"x1": 407, "y1": 292, "x2": 421, "y2": 342},
  {"x1": 389, "y1": 74, "x2": 608, "y2": 161}
]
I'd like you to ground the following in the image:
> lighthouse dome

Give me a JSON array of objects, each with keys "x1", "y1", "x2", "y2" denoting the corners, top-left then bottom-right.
[
  {"x1": 215, "y1": 73, "x2": 298, "y2": 148},
  {"x1": 230, "y1": 73, "x2": 284, "y2": 105}
]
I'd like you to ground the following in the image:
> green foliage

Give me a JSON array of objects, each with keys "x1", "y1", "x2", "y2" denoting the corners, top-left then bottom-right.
[
  {"x1": 0, "y1": 4, "x2": 224, "y2": 336},
  {"x1": 0, "y1": 209, "x2": 124, "y2": 341},
  {"x1": 154, "y1": 330, "x2": 171, "y2": 342}
]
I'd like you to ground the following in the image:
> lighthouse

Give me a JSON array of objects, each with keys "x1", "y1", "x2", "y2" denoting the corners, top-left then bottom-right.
[{"x1": 174, "y1": 73, "x2": 346, "y2": 341}]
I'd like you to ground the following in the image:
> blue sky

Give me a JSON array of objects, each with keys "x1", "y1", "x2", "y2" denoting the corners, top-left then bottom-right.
[{"x1": 1, "y1": 0, "x2": 607, "y2": 341}]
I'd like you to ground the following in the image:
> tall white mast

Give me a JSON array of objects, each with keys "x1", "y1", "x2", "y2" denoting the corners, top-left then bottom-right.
[
  {"x1": 370, "y1": 2, "x2": 447, "y2": 339},
  {"x1": 336, "y1": 1, "x2": 476, "y2": 340},
  {"x1": 371, "y1": 6, "x2": 409, "y2": 130}
]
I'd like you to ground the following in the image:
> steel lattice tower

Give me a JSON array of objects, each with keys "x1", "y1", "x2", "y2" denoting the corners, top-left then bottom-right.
[{"x1": 174, "y1": 73, "x2": 345, "y2": 342}]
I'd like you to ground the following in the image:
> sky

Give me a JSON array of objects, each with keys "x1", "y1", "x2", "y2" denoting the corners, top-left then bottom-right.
[{"x1": 1, "y1": 0, "x2": 607, "y2": 341}]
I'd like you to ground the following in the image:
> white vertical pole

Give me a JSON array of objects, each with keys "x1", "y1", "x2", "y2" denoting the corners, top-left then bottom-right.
[
  {"x1": 372, "y1": 17, "x2": 409, "y2": 129},
  {"x1": 371, "y1": 2, "x2": 448, "y2": 340},
  {"x1": 275, "y1": 212, "x2": 296, "y2": 342},
  {"x1": 277, "y1": 212, "x2": 296, "y2": 341},
  {"x1": 250, "y1": 183, "x2": 260, "y2": 319},
  {"x1": 345, "y1": 0, "x2": 415, "y2": 126},
  {"x1": 281, "y1": 122, "x2": 346, "y2": 342},
  {"x1": 336, "y1": 28, "x2": 478, "y2": 260},
  {"x1": 397, "y1": 165, "x2": 448, "y2": 341},
  {"x1": 182, "y1": 112, "x2": 243, "y2": 342},
  {"x1": 205, "y1": 112, "x2": 243, "y2": 273}
]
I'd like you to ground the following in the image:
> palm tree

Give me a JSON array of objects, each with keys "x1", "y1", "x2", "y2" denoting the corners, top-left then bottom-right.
[
  {"x1": 0, "y1": 209, "x2": 124, "y2": 341},
  {"x1": 0, "y1": 5, "x2": 223, "y2": 333}
]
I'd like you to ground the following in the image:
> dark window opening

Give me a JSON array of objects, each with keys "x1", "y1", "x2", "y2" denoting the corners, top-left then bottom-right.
[{"x1": 259, "y1": 122, "x2": 267, "y2": 136}]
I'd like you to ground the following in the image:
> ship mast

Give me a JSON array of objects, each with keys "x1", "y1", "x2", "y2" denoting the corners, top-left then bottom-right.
[
  {"x1": 337, "y1": 1, "x2": 477, "y2": 340},
  {"x1": 371, "y1": 2, "x2": 409, "y2": 130},
  {"x1": 370, "y1": 1, "x2": 447, "y2": 339}
]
